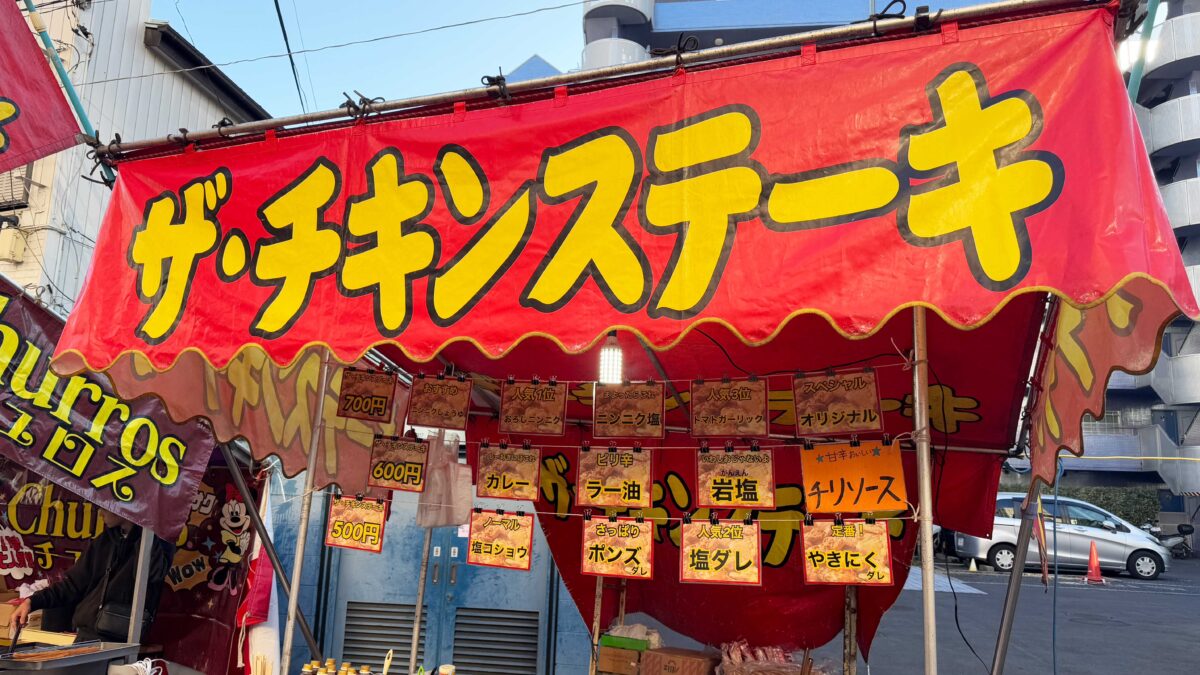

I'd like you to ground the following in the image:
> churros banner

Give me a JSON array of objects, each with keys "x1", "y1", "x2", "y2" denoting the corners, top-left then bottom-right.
[{"x1": 53, "y1": 9, "x2": 1196, "y2": 378}]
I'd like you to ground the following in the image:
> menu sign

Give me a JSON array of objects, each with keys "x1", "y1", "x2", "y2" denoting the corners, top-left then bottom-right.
[
  {"x1": 325, "y1": 497, "x2": 388, "y2": 554},
  {"x1": 336, "y1": 368, "x2": 397, "y2": 423},
  {"x1": 696, "y1": 448, "x2": 776, "y2": 509},
  {"x1": 581, "y1": 517, "x2": 653, "y2": 579},
  {"x1": 802, "y1": 520, "x2": 893, "y2": 585},
  {"x1": 800, "y1": 441, "x2": 907, "y2": 513},
  {"x1": 593, "y1": 381, "x2": 665, "y2": 438},
  {"x1": 476, "y1": 443, "x2": 541, "y2": 501},
  {"x1": 679, "y1": 520, "x2": 761, "y2": 585},
  {"x1": 367, "y1": 437, "x2": 428, "y2": 492},
  {"x1": 406, "y1": 375, "x2": 473, "y2": 430},
  {"x1": 793, "y1": 370, "x2": 883, "y2": 436},
  {"x1": 499, "y1": 380, "x2": 567, "y2": 435},
  {"x1": 689, "y1": 378, "x2": 768, "y2": 437},
  {"x1": 576, "y1": 448, "x2": 652, "y2": 509},
  {"x1": 467, "y1": 510, "x2": 535, "y2": 571}
]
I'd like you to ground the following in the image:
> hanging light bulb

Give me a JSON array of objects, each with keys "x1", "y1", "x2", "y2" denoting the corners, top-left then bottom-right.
[{"x1": 598, "y1": 331, "x2": 623, "y2": 384}]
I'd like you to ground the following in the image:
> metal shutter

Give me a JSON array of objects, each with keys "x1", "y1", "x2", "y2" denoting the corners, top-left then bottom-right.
[
  {"x1": 341, "y1": 601, "x2": 426, "y2": 671},
  {"x1": 451, "y1": 607, "x2": 540, "y2": 674}
]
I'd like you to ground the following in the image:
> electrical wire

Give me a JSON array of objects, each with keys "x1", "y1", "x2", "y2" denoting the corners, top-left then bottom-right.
[
  {"x1": 71, "y1": 0, "x2": 595, "y2": 89},
  {"x1": 271, "y1": 0, "x2": 309, "y2": 114},
  {"x1": 1052, "y1": 456, "x2": 1061, "y2": 675}
]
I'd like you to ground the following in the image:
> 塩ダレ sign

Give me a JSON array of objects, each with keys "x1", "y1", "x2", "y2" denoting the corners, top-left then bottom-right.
[
  {"x1": 679, "y1": 520, "x2": 761, "y2": 585},
  {"x1": 324, "y1": 497, "x2": 388, "y2": 554},
  {"x1": 336, "y1": 368, "x2": 397, "y2": 423},
  {"x1": 406, "y1": 375, "x2": 473, "y2": 430},
  {"x1": 581, "y1": 516, "x2": 653, "y2": 579},
  {"x1": 593, "y1": 382, "x2": 665, "y2": 439},
  {"x1": 367, "y1": 437, "x2": 428, "y2": 493},
  {"x1": 800, "y1": 441, "x2": 907, "y2": 513},
  {"x1": 802, "y1": 520, "x2": 893, "y2": 585},
  {"x1": 467, "y1": 509, "x2": 534, "y2": 571},
  {"x1": 689, "y1": 378, "x2": 768, "y2": 437},
  {"x1": 696, "y1": 447, "x2": 775, "y2": 509},
  {"x1": 577, "y1": 447, "x2": 652, "y2": 509},
  {"x1": 499, "y1": 379, "x2": 566, "y2": 435},
  {"x1": 476, "y1": 442, "x2": 541, "y2": 501},
  {"x1": 793, "y1": 370, "x2": 883, "y2": 436}
]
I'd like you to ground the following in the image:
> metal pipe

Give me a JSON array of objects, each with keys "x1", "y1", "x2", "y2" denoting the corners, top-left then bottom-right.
[
  {"x1": 912, "y1": 308, "x2": 938, "y2": 675},
  {"x1": 20, "y1": 0, "x2": 115, "y2": 183},
  {"x1": 409, "y1": 528, "x2": 433, "y2": 675},
  {"x1": 842, "y1": 586, "x2": 858, "y2": 674},
  {"x1": 220, "y1": 443, "x2": 322, "y2": 660},
  {"x1": 125, "y1": 528, "x2": 152, "y2": 650},
  {"x1": 990, "y1": 490, "x2": 1038, "y2": 674},
  {"x1": 639, "y1": 339, "x2": 688, "y2": 413},
  {"x1": 281, "y1": 352, "x2": 332, "y2": 673},
  {"x1": 588, "y1": 577, "x2": 603, "y2": 675},
  {"x1": 1125, "y1": 0, "x2": 1162, "y2": 102},
  {"x1": 95, "y1": 0, "x2": 1090, "y2": 158}
]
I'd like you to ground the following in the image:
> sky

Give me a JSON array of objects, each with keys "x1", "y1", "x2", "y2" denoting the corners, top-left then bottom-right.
[{"x1": 149, "y1": 0, "x2": 586, "y2": 118}]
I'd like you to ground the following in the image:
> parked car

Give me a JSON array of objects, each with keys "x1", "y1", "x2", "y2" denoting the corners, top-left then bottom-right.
[{"x1": 950, "y1": 492, "x2": 1172, "y2": 580}]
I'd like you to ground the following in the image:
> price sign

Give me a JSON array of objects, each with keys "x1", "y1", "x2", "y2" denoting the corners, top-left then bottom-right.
[
  {"x1": 406, "y1": 375, "x2": 473, "y2": 430},
  {"x1": 581, "y1": 517, "x2": 653, "y2": 580},
  {"x1": 593, "y1": 381, "x2": 665, "y2": 438},
  {"x1": 336, "y1": 368, "x2": 397, "y2": 423},
  {"x1": 802, "y1": 520, "x2": 893, "y2": 585},
  {"x1": 325, "y1": 497, "x2": 388, "y2": 554},
  {"x1": 467, "y1": 510, "x2": 535, "y2": 571},
  {"x1": 476, "y1": 443, "x2": 541, "y2": 501},
  {"x1": 689, "y1": 378, "x2": 768, "y2": 437},
  {"x1": 367, "y1": 437, "x2": 428, "y2": 493},
  {"x1": 679, "y1": 520, "x2": 761, "y2": 585},
  {"x1": 793, "y1": 370, "x2": 883, "y2": 436},
  {"x1": 499, "y1": 380, "x2": 567, "y2": 435},
  {"x1": 0, "y1": 524, "x2": 35, "y2": 580},
  {"x1": 696, "y1": 448, "x2": 775, "y2": 509},
  {"x1": 800, "y1": 440, "x2": 907, "y2": 513},
  {"x1": 576, "y1": 448, "x2": 652, "y2": 509}
]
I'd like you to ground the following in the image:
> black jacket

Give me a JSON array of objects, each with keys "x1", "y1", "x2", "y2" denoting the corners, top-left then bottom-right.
[{"x1": 29, "y1": 524, "x2": 175, "y2": 642}]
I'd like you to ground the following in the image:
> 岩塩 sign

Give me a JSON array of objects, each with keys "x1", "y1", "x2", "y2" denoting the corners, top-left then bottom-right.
[
  {"x1": 406, "y1": 375, "x2": 473, "y2": 430},
  {"x1": 696, "y1": 447, "x2": 775, "y2": 509},
  {"x1": 336, "y1": 368, "x2": 397, "y2": 423},
  {"x1": 499, "y1": 380, "x2": 566, "y2": 435},
  {"x1": 367, "y1": 436, "x2": 428, "y2": 492},
  {"x1": 325, "y1": 497, "x2": 388, "y2": 554},
  {"x1": 577, "y1": 447, "x2": 652, "y2": 509},
  {"x1": 467, "y1": 509, "x2": 534, "y2": 571},
  {"x1": 793, "y1": 370, "x2": 883, "y2": 436},
  {"x1": 593, "y1": 382, "x2": 665, "y2": 438},
  {"x1": 802, "y1": 519, "x2": 893, "y2": 585},
  {"x1": 689, "y1": 378, "x2": 768, "y2": 437},
  {"x1": 581, "y1": 517, "x2": 653, "y2": 579},
  {"x1": 679, "y1": 520, "x2": 761, "y2": 585},
  {"x1": 800, "y1": 441, "x2": 907, "y2": 513},
  {"x1": 476, "y1": 442, "x2": 540, "y2": 501}
]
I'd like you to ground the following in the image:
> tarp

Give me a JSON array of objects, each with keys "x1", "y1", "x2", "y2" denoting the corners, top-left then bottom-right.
[
  {"x1": 0, "y1": 277, "x2": 214, "y2": 539},
  {"x1": 0, "y1": 1, "x2": 80, "y2": 173}
]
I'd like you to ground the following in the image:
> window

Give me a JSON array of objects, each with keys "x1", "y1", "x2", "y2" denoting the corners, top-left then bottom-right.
[
  {"x1": 995, "y1": 498, "x2": 1018, "y2": 518},
  {"x1": 1065, "y1": 503, "x2": 1111, "y2": 529}
]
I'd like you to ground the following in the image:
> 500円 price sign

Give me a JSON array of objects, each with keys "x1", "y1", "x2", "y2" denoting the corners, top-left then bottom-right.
[
  {"x1": 367, "y1": 436, "x2": 428, "y2": 492},
  {"x1": 325, "y1": 497, "x2": 388, "y2": 554}
]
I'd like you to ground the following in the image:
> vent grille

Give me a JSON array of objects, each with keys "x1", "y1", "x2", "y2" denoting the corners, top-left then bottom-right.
[
  {"x1": 0, "y1": 165, "x2": 31, "y2": 212},
  {"x1": 451, "y1": 607, "x2": 540, "y2": 674},
  {"x1": 342, "y1": 601, "x2": 426, "y2": 671}
]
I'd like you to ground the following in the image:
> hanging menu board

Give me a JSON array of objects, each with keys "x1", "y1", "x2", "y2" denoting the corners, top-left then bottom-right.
[
  {"x1": 336, "y1": 368, "x2": 397, "y2": 423},
  {"x1": 499, "y1": 379, "x2": 567, "y2": 435},
  {"x1": 793, "y1": 370, "x2": 883, "y2": 436},
  {"x1": 467, "y1": 509, "x2": 535, "y2": 571},
  {"x1": 324, "y1": 497, "x2": 388, "y2": 554},
  {"x1": 581, "y1": 517, "x2": 653, "y2": 580},
  {"x1": 801, "y1": 519, "x2": 893, "y2": 585},
  {"x1": 799, "y1": 440, "x2": 908, "y2": 513},
  {"x1": 406, "y1": 374, "x2": 473, "y2": 430},
  {"x1": 476, "y1": 442, "x2": 541, "y2": 501},
  {"x1": 695, "y1": 447, "x2": 776, "y2": 509},
  {"x1": 576, "y1": 447, "x2": 652, "y2": 509},
  {"x1": 593, "y1": 381, "x2": 666, "y2": 438},
  {"x1": 367, "y1": 436, "x2": 428, "y2": 493},
  {"x1": 679, "y1": 520, "x2": 761, "y2": 586},
  {"x1": 689, "y1": 378, "x2": 768, "y2": 437}
]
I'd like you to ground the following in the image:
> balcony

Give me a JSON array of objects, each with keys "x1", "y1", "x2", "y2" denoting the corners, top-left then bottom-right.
[
  {"x1": 1144, "y1": 12, "x2": 1200, "y2": 83},
  {"x1": 1144, "y1": 93, "x2": 1200, "y2": 157},
  {"x1": 1139, "y1": 426, "x2": 1200, "y2": 496},
  {"x1": 1160, "y1": 177, "x2": 1200, "y2": 235},
  {"x1": 1150, "y1": 350, "x2": 1200, "y2": 405},
  {"x1": 582, "y1": 38, "x2": 649, "y2": 70}
]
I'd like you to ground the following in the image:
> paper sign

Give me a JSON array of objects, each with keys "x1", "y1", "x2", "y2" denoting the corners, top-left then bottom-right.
[
  {"x1": 679, "y1": 520, "x2": 761, "y2": 585},
  {"x1": 467, "y1": 510, "x2": 535, "y2": 571},
  {"x1": 576, "y1": 448, "x2": 652, "y2": 509},
  {"x1": 476, "y1": 443, "x2": 541, "y2": 501},
  {"x1": 689, "y1": 379, "x2": 768, "y2": 437},
  {"x1": 325, "y1": 497, "x2": 388, "y2": 554},
  {"x1": 0, "y1": 524, "x2": 35, "y2": 580},
  {"x1": 800, "y1": 441, "x2": 907, "y2": 513},
  {"x1": 367, "y1": 437, "x2": 428, "y2": 492},
  {"x1": 581, "y1": 517, "x2": 653, "y2": 579},
  {"x1": 802, "y1": 520, "x2": 893, "y2": 585},
  {"x1": 793, "y1": 370, "x2": 883, "y2": 436},
  {"x1": 406, "y1": 375, "x2": 473, "y2": 430},
  {"x1": 336, "y1": 368, "x2": 397, "y2": 423},
  {"x1": 593, "y1": 381, "x2": 666, "y2": 438},
  {"x1": 499, "y1": 380, "x2": 567, "y2": 435},
  {"x1": 696, "y1": 448, "x2": 776, "y2": 509}
]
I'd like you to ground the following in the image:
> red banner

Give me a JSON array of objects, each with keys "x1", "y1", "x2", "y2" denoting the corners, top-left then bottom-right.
[
  {"x1": 0, "y1": 2, "x2": 79, "y2": 173},
  {"x1": 53, "y1": 8, "x2": 1196, "y2": 375}
]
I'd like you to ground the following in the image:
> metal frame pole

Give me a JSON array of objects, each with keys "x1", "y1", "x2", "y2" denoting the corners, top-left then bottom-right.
[
  {"x1": 842, "y1": 586, "x2": 858, "y2": 674},
  {"x1": 281, "y1": 352, "x2": 332, "y2": 673},
  {"x1": 587, "y1": 577, "x2": 603, "y2": 675},
  {"x1": 912, "y1": 307, "x2": 938, "y2": 674},
  {"x1": 1126, "y1": 0, "x2": 1162, "y2": 101},
  {"x1": 408, "y1": 528, "x2": 433, "y2": 675},
  {"x1": 220, "y1": 444, "x2": 322, "y2": 661},
  {"x1": 990, "y1": 489, "x2": 1038, "y2": 674},
  {"x1": 125, "y1": 529, "x2": 152, "y2": 651}
]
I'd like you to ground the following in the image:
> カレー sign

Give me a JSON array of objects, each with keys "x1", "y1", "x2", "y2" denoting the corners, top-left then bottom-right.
[
  {"x1": 324, "y1": 497, "x2": 388, "y2": 554},
  {"x1": 696, "y1": 447, "x2": 775, "y2": 509},
  {"x1": 680, "y1": 520, "x2": 761, "y2": 585},
  {"x1": 800, "y1": 441, "x2": 907, "y2": 513},
  {"x1": 406, "y1": 375, "x2": 473, "y2": 430},
  {"x1": 577, "y1": 447, "x2": 652, "y2": 509},
  {"x1": 802, "y1": 520, "x2": 893, "y2": 585},
  {"x1": 499, "y1": 380, "x2": 566, "y2": 435},
  {"x1": 593, "y1": 382, "x2": 665, "y2": 438},
  {"x1": 367, "y1": 436, "x2": 428, "y2": 492},
  {"x1": 467, "y1": 509, "x2": 534, "y2": 571},
  {"x1": 476, "y1": 442, "x2": 541, "y2": 501},
  {"x1": 793, "y1": 370, "x2": 883, "y2": 436},
  {"x1": 337, "y1": 368, "x2": 397, "y2": 423},
  {"x1": 581, "y1": 517, "x2": 653, "y2": 579},
  {"x1": 689, "y1": 379, "x2": 768, "y2": 437}
]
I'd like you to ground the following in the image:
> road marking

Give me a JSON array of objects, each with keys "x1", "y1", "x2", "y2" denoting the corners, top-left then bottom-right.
[{"x1": 904, "y1": 569, "x2": 985, "y2": 594}]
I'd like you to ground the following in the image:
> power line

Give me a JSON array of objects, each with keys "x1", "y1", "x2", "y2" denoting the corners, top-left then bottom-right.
[
  {"x1": 72, "y1": 0, "x2": 590, "y2": 88},
  {"x1": 270, "y1": 0, "x2": 308, "y2": 114},
  {"x1": 287, "y1": 0, "x2": 320, "y2": 110}
]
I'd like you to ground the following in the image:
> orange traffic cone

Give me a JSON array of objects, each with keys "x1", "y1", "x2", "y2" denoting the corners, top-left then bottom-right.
[{"x1": 1085, "y1": 541, "x2": 1105, "y2": 585}]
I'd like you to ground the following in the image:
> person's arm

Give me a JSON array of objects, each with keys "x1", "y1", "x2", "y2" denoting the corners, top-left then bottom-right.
[
  {"x1": 142, "y1": 538, "x2": 176, "y2": 621},
  {"x1": 28, "y1": 534, "x2": 105, "y2": 613}
]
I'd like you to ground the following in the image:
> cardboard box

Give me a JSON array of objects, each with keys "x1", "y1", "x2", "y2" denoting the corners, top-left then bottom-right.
[
  {"x1": 640, "y1": 647, "x2": 719, "y2": 675},
  {"x1": 597, "y1": 645, "x2": 640, "y2": 675}
]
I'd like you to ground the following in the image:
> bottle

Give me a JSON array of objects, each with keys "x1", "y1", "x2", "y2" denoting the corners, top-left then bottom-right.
[
  {"x1": 359, "y1": 666, "x2": 371, "y2": 675},
  {"x1": 300, "y1": 666, "x2": 313, "y2": 674}
]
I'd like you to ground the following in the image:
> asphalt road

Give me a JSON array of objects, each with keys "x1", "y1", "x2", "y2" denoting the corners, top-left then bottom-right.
[{"x1": 811, "y1": 557, "x2": 1200, "y2": 674}]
